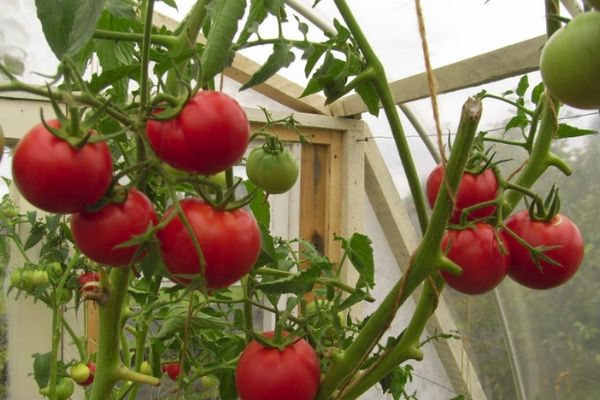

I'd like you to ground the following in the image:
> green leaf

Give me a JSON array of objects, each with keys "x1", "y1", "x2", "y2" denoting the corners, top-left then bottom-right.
[
  {"x1": 140, "y1": 243, "x2": 161, "y2": 281},
  {"x1": 35, "y1": 0, "x2": 78, "y2": 59},
  {"x1": 24, "y1": 226, "x2": 45, "y2": 251},
  {"x1": 240, "y1": 42, "x2": 295, "y2": 90},
  {"x1": 218, "y1": 370, "x2": 238, "y2": 400},
  {"x1": 555, "y1": 124, "x2": 597, "y2": 139},
  {"x1": 106, "y1": 0, "x2": 136, "y2": 19},
  {"x1": 516, "y1": 75, "x2": 529, "y2": 97},
  {"x1": 254, "y1": 223, "x2": 277, "y2": 268},
  {"x1": 265, "y1": 0, "x2": 285, "y2": 15},
  {"x1": 504, "y1": 114, "x2": 528, "y2": 132},
  {"x1": 303, "y1": 45, "x2": 326, "y2": 78},
  {"x1": 32, "y1": 352, "x2": 52, "y2": 388},
  {"x1": 237, "y1": 0, "x2": 268, "y2": 44},
  {"x1": 257, "y1": 267, "x2": 320, "y2": 294},
  {"x1": 531, "y1": 82, "x2": 545, "y2": 104},
  {"x1": 337, "y1": 233, "x2": 374, "y2": 289},
  {"x1": 158, "y1": 0, "x2": 178, "y2": 8},
  {"x1": 302, "y1": 53, "x2": 346, "y2": 98},
  {"x1": 157, "y1": 310, "x2": 229, "y2": 338},
  {"x1": 201, "y1": 0, "x2": 247, "y2": 85},
  {"x1": 245, "y1": 180, "x2": 270, "y2": 227},
  {"x1": 355, "y1": 80, "x2": 380, "y2": 116},
  {"x1": 69, "y1": 0, "x2": 108, "y2": 56},
  {"x1": 89, "y1": 64, "x2": 140, "y2": 94}
]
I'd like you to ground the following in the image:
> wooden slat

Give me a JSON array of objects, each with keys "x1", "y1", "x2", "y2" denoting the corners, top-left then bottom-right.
[
  {"x1": 363, "y1": 127, "x2": 488, "y2": 400},
  {"x1": 330, "y1": 35, "x2": 546, "y2": 117},
  {"x1": 152, "y1": 12, "x2": 331, "y2": 116}
]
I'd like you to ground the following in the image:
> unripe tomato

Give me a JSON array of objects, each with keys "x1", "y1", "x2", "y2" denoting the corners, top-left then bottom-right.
[
  {"x1": 52, "y1": 288, "x2": 73, "y2": 305},
  {"x1": 12, "y1": 120, "x2": 113, "y2": 214},
  {"x1": 235, "y1": 331, "x2": 320, "y2": 400},
  {"x1": 440, "y1": 223, "x2": 510, "y2": 295},
  {"x1": 31, "y1": 270, "x2": 50, "y2": 289},
  {"x1": 40, "y1": 378, "x2": 75, "y2": 400},
  {"x1": 147, "y1": 91, "x2": 250, "y2": 174},
  {"x1": 71, "y1": 188, "x2": 158, "y2": 267},
  {"x1": 503, "y1": 211, "x2": 584, "y2": 289},
  {"x1": 71, "y1": 362, "x2": 95, "y2": 386},
  {"x1": 201, "y1": 375, "x2": 218, "y2": 388},
  {"x1": 162, "y1": 362, "x2": 181, "y2": 381},
  {"x1": 140, "y1": 361, "x2": 153, "y2": 376},
  {"x1": 246, "y1": 146, "x2": 299, "y2": 194},
  {"x1": 426, "y1": 165, "x2": 498, "y2": 223},
  {"x1": 540, "y1": 11, "x2": 600, "y2": 109},
  {"x1": 157, "y1": 199, "x2": 261, "y2": 289}
]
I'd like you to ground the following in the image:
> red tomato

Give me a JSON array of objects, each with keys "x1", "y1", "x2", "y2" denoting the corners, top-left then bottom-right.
[
  {"x1": 162, "y1": 362, "x2": 181, "y2": 381},
  {"x1": 12, "y1": 120, "x2": 113, "y2": 214},
  {"x1": 503, "y1": 211, "x2": 584, "y2": 289},
  {"x1": 426, "y1": 165, "x2": 498, "y2": 223},
  {"x1": 146, "y1": 91, "x2": 250, "y2": 174},
  {"x1": 71, "y1": 189, "x2": 157, "y2": 267},
  {"x1": 77, "y1": 272, "x2": 101, "y2": 292},
  {"x1": 157, "y1": 199, "x2": 261, "y2": 289},
  {"x1": 71, "y1": 362, "x2": 95, "y2": 386},
  {"x1": 235, "y1": 332, "x2": 320, "y2": 400},
  {"x1": 440, "y1": 223, "x2": 509, "y2": 295}
]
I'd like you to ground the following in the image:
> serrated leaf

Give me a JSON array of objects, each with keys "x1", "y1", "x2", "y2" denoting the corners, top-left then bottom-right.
[
  {"x1": 237, "y1": 0, "x2": 268, "y2": 44},
  {"x1": 106, "y1": 0, "x2": 136, "y2": 19},
  {"x1": 69, "y1": 0, "x2": 108, "y2": 55},
  {"x1": 24, "y1": 226, "x2": 44, "y2": 250},
  {"x1": 240, "y1": 42, "x2": 295, "y2": 90},
  {"x1": 32, "y1": 352, "x2": 52, "y2": 388},
  {"x1": 555, "y1": 124, "x2": 597, "y2": 139},
  {"x1": 201, "y1": 0, "x2": 246, "y2": 85},
  {"x1": 531, "y1": 82, "x2": 545, "y2": 104},
  {"x1": 265, "y1": 0, "x2": 285, "y2": 15},
  {"x1": 355, "y1": 80, "x2": 380, "y2": 116},
  {"x1": 254, "y1": 223, "x2": 277, "y2": 268},
  {"x1": 257, "y1": 267, "x2": 320, "y2": 294},
  {"x1": 303, "y1": 45, "x2": 326, "y2": 78},
  {"x1": 337, "y1": 233, "x2": 374, "y2": 288},
  {"x1": 516, "y1": 75, "x2": 529, "y2": 97},
  {"x1": 332, "y1": 19, "x2": 350, "y2": 43},
  {"x1": 505, "y1": 114, "x2": 528, "y2": 132}
]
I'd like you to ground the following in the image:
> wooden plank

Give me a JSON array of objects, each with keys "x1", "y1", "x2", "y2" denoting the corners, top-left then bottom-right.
[
  {"x1": 363, "y1": 127, "x2": 488, "y2": 400},
  {"x1": 330, "y1": 35, "x2": 546, "y2": 117},
  {"x1": 86, "y1": 302, "x2": 100, "y2": 354},
  {"x1": 152, "y1": 12, "x2": 331, "y2": 116}
]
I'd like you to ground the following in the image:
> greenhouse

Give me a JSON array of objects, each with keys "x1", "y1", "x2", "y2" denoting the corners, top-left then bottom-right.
[{"x1": 0, "y1": 0, "x2": 598, "y2": 399}]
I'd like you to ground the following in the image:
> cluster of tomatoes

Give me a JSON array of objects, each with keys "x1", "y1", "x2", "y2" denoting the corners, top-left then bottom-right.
[
  {"x1": 11, "y1": 90, "x2": 315, "y2": 399},
  {"x1": 426, "y1": 165, "x2": 584, "y2": 295}
]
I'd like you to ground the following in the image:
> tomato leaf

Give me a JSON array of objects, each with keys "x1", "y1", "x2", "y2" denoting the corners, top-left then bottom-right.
[
  {"x1": 555, "y1": 124, "x2": 597, "y2": 139},
  {"x1": 504, "y1": 114, "x2": 529, "y2": 132},
  {"x1": 303, "y1": 45, "x2": 326, "y2": 78},
  {"x1": 254, "y1": 223, "x2": 277, "y2": 267},
  {"x1": 201, "y1": 0, "x2": 247, "y2": 85},
  {"x1": 32, "y1": 352, "x2": 52, "y2": 388},
  {"x1": 240, "y1": 42, "x2": 296, "y2": 90},
  {"x1": 245, "y1": 181, "x2": 270, "y2": 227},
  {"x1": 531, "y1": 82, "x2": 545, "y2": 105},
  {"x1": 356, "y1": 80, "x2": 380, "y2": 116},
  {"x1": 24, "y1": 225, "x2": 45, "y2": 251},
  {"x1": 265, "y1": 0, "x2": 285, "y2": 15},
  {"x1": 516, "y1": 75, "x2": 529, "y2": 97},
  {"x1": 89, "y1": 64, "x2": 140, "y2": 94},
  {"x1": 218, "y1": 370, "x2": 238, "y2": 400},
  {"x1": 257, "y1": 266, "x2": 320, "y2": 294},
  {"x1": 105, "y1": 0, "x2": 136, "y2": 19},
  {"x1": 336, "y1": 233, "x2": 375, "y2": 289},
  {"x1": 237, "y1": 0, "x2": 268, "y2": 44}
]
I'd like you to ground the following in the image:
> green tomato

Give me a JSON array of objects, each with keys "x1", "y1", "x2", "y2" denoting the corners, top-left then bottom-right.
[
  {"x1": 39, "y1": 378, "x2": 75, "y2": 400},
  {"x1": 10, "y1": 270, "x2": 24, "y2": 289},
  {"x1": 246, "y1": 146, "x2": 299, "y2": 194},
  {"x1": 52, "y1": 288, "x2": 73, "y2": 305},
  {"x1": 207, "y1": 171, "x2": 227, "y2": 188},
  {"x1": 31, "y1": 270, "x2": 50, "y2": 289},
  {"x1": 19, "y1": 270, "x2": 35, "y2": 290},
  {"x1": 540, "y1": 11, "x2": 600, "y2": 109},
  {"x1": 140, "y1": 361, "x2": 153, "y2": 376},
  {"x1": 200, "y1": 374, "x2": 218, "y2": 388},
  {"x1": 70, "y1": 363, "x2": 91, "y2": 384}
]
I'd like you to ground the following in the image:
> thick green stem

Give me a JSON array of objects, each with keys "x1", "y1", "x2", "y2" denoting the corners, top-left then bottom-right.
[
  {"x1": 89, "y1": 269, "x2": 132, "y2": 400},
  {"x1": 502, "y1": 94, "x2": 571, "y2": 215},
  {"x1": 399, "y1": 104, "x2": 441, "y2": 164},
  {"x1": 333, "y1": 0, "x2": 429, "y2": 234},
  {"x1": 94, "y1": 29, "x2": 177, "y2": 48},
  {"x1": 242, "y1": 277, "x2": 253, "y2": 342},
  {"x1": 316, "y1": 97, "x2": 482, "y2": 400},
  {"x1": 62, "y1": 318, "x2": 86, "y2": 360},
  {"x1": 545, "y1": 0, "x2": 562, "y2": 38}
]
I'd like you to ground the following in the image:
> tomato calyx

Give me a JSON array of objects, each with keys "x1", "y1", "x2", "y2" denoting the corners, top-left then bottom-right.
[
  {"x1": 147, "y1": 86, "x2": 193, "y2": 121},
  {"x1": 526, "y1": 185, "x2": 561, "y2": 222}
]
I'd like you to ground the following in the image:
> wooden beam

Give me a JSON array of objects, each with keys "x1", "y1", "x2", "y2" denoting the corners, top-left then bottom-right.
[
  {"x1": 152, "y1": 12, "x2": 331, "y2": 116},
  {"x1": 363, "y1": 126, "x2": 488, "y2": 399},
  {"x1": 330, "y1": 35, "x2": 546, "y2": 117}
]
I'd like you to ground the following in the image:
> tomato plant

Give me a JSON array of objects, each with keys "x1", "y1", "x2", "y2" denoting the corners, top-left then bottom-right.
[
  {"x1": 246, "y1": 145, "x2": 299, "y2": 194},
  {"x1": 157, "y1": 199, "x2": 261, "y2": 289},
  {"x1": 539, "y1": 11, "x2": 600, "y2": 109},
  {"x1": 71, "y1": 188, "x2": 158, "y2": 267},
  {"x1": 440, "y1": 223, "x2": 510, "y2": 295},
  {"x1": 162, "y1": 362, "x2": 181, "y2": 381},
  {"x1": 12, "y1": 119, "x2": 113, "y2": 214},
  {"x1": 503, "y1": 210, "x2": 585, "y2": 289},
  {"x1": 147, "y1": 91, "x2": 250, "y2": 174},
  {"x1": 426, "y1": 165, "x2": 498, "y2": 223},
  {"x1": 235, "y1": 332, "x2": 320, "y2": 400}
]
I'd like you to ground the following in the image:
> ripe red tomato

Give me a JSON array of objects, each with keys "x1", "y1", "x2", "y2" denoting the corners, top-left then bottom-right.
[
  {"x1": 71, "y1": 189, "x2": 157, "y2": 267},
  {"x1": 147, "y1": 91, "x2": 250, "y2": 174},
  {"x1": 77, "y1": 272, "x2": 100, "y2": 292},
  {"x1": 440, "y1": 223, "x2": 510, "y2": 295},
  {"x1": 157, "y1": 199, "x2": 261, "y2": 289},
  {"x1": 426, "y1": 165, "x2": 498, "y2": 223},
  {"x1": 12, "y1": 120, "x2": 113, "y2": 214},
  {"x1": 503, "y1": 211, "x2": 584, "y2": 289},
  {"x1": 162, "y1": 362, "x2": 181, "y2": 381},
  {"x1": 235, "y1": 332, "x2": 320, "y2": 400},
  {"x1": 539, "y1": 11, "x2": 600, "y2": 109},
  {"x1": 246, "y1": 146, "x2": 299, "y2": 194}
]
